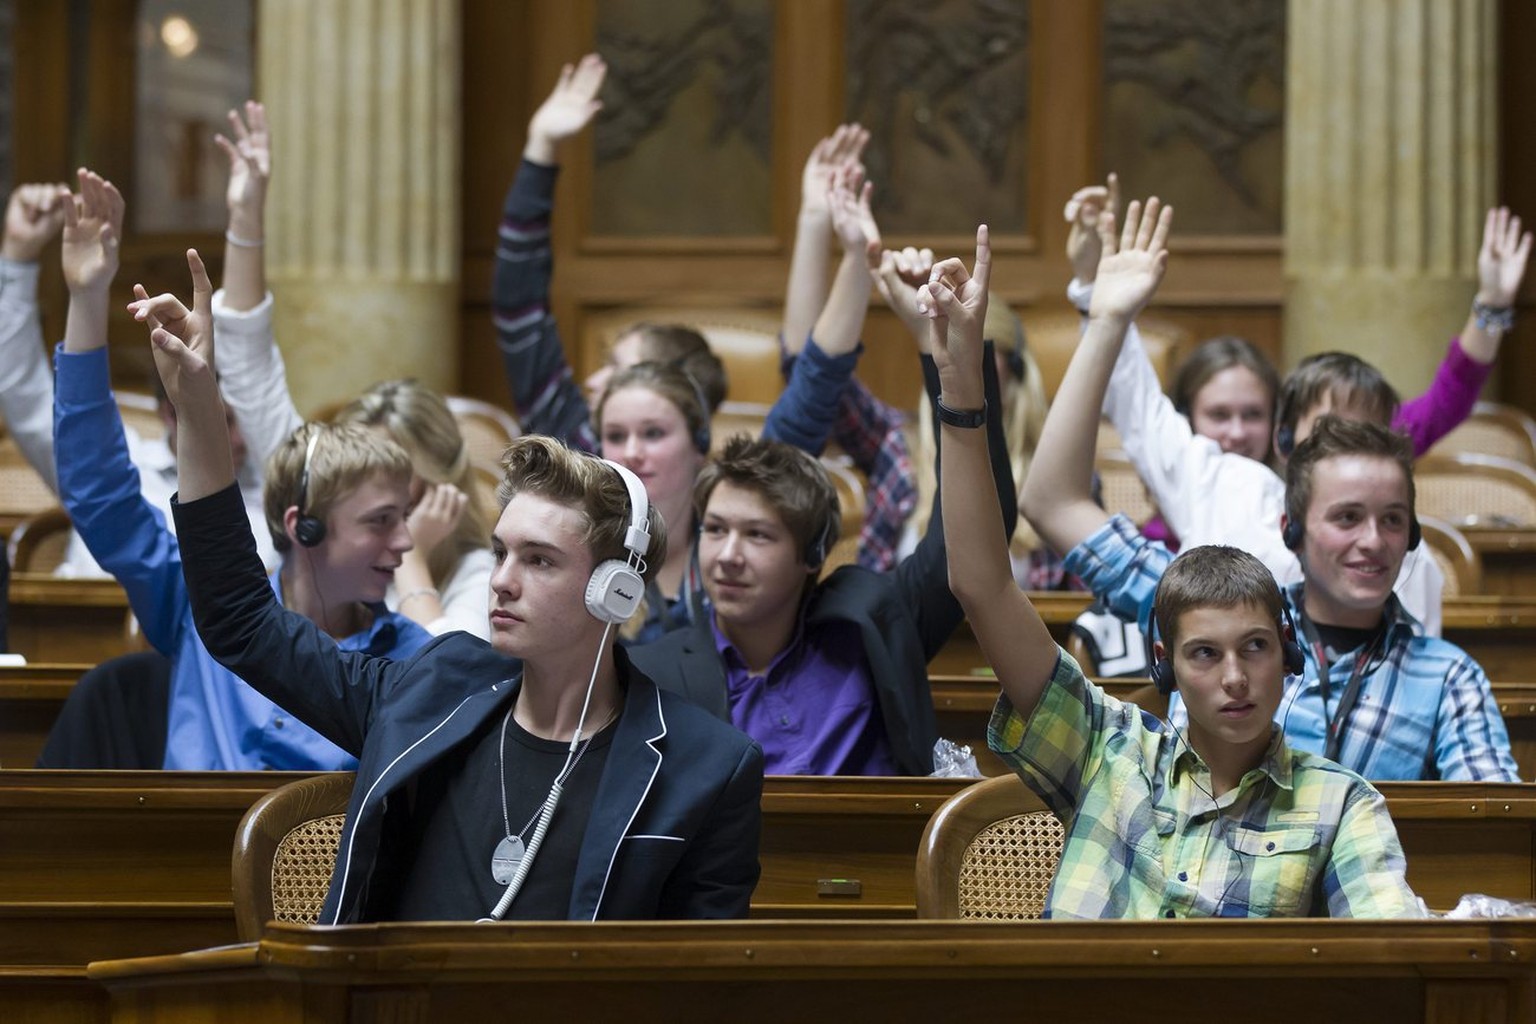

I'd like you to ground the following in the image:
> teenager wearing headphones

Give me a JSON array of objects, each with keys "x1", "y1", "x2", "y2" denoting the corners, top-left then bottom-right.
[
  {"x1": 568, "y1": 172, "x2": 893, "y2": 645},
  {"x1": 141, "y1": 249, "x2": 762, "y2": 920},
  {"x1": 54, "y1": 175, "x2": 432, "y2": 770},
  {"x1": 1061, "y1": 178, "x2": 1532, "y2": 637},
  {"x1": 205, "y1": 102, "x2": 496, "y2": 640},
  {"x1": 627, "y1": 286, "x2": 1017, "y2": 776},
  {"x1": 940, "y1": 210, "x2": 1422, "y2": 918},
  {"x1": 1020, "y1": 197, "x2": 1517, "y2": 784}
]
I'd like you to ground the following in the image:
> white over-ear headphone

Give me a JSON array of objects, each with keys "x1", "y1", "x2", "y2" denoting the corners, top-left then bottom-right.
[{"x1": 583, "y1": 459, "x2": 652, "y2": 624}]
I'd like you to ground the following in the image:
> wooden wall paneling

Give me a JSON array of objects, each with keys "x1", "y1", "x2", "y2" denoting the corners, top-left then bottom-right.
[
  {"x1": 1497, "y1": 0, "x2": 1536, "y2": 418},
  {"x1": 10, "y1": 1, "x2": 75, "y2": 367},
  {"x1": 461, "y1": 1, "x2": 1296, "y2": 423},
  {"x1": 457, "y1": 0, "x2": 533, "y2": 408}
]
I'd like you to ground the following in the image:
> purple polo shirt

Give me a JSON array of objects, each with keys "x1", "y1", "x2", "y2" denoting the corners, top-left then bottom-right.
[{"x1": 711, "y1": 615, "x2": 898, "y2": 776}]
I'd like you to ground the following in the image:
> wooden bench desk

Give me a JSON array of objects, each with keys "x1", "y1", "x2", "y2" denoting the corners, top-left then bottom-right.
[
  {"x1": 1464, "y1": 526, "x2": 1536, "y2": 595},
  {"x1": 8, "y1": 575, "x2": 135, "y2": 666},
  {"x1": 758, "y1": 777, "x2": 1536, "y2": 917},
  {"x1": 87, "y1": 919, "x2": 1536, "y2": 1024},
  {"x1": 0, "y1": 663, "x2": 91, "y2": 768},
  {"x1": 1, "y1": 767, "x2": 1534, "y2": 980}
]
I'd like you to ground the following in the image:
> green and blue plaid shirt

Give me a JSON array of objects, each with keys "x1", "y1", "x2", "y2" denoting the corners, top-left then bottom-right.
[{"x1": 988, "y1": 650, "x2": 1423, "y2": 919}]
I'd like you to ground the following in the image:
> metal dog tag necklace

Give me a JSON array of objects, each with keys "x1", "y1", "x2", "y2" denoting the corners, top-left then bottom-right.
[{"x1": 491, "y1": 704, "x2": 611, "y2": 886}]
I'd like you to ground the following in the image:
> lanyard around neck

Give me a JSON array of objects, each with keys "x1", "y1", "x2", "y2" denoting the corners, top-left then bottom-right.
[{"x1": 1294, "y1": 608, "x2": 1386, "y2": 763}]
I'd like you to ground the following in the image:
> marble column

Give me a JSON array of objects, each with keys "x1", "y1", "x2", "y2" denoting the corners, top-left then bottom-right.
[
  {"x1": 1285, "y1": 0, "x2": 1497, "y2": 394},
  {"x1": 258, "y1": 0, "x2": 460, "y2": 415}
]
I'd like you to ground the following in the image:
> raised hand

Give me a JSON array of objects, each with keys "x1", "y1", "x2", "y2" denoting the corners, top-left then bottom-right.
[
  {"x1": 60, "y1": 169, "x2": 125, "y2": 295},
  {"x1": 918, "y1": 225, "x2": 992, "y2": 402},
  {"x1": 406, "y1": 483, "x2": 469, "y2": 555},
  {"x1": 1476, "y1": 206, "x2": 1533, "y2": 309},
  {"x1": 215, "y1": 101, "x2": 270, "y2": 228},
  {"x1": 800, "y1": 122, "x2": 869, "y2": 218},
  {"x1": 1088, "y1": 196, "x2": 1173, "y2": 324},
  {"x1": 2, "y1": 183, "x2": 69, "y2": 262},
  {"x1": 1064, "y1": 172, "x2": 1119, "y2": 285},
  {"x1": 872, "y1": 245, "x2": 936, "y2": 346},
  {"x1": 826, "y1": 163, "x2": 880, "y2": 263},
  {"x1": 525, "y1": 53, "x2": 607, "y2": 164},
  {"x1": 129, "y1": 249, "x2": 215, "y2": 409}
]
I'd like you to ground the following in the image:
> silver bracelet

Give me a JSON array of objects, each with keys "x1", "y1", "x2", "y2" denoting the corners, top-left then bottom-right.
[
  {"x1": 397, "y1": 587, "x2": 440, "y2": 608},
  {"x1": 225, "y1": 230, "x2": 265, "y2": 248},
  {"x1": 1473, "y1": 300, "x2": 1515, "y2": 333}
]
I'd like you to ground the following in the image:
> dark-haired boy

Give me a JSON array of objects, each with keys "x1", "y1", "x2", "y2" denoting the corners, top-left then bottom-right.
[
  {"x1": 938, "y1": 206, "x2": 1422, "y2": 918},
  {"x1": 628, "y1": 339, "x2": 1016, "y2": 775}
]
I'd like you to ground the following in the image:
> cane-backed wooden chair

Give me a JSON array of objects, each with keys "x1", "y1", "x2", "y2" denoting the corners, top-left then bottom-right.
[
  {"x1": 231, "y1": 772, "x2": 354, "y2": 941},
  {"x1": 915, "y1": 773, "x2": 1066, "y2": 920}
]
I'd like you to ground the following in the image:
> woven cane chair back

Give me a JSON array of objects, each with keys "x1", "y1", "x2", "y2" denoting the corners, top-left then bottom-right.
[
  {"x1": 916, "y1": 773, "x2": 1065, "y2": 919},
  {"x1": 445, "y1": 394, "x2": 521, "y2": 472},
  {"x1": 232, "y1": 772, "x2": 354, "y2": 940},
  {"x1": 1416, "y1": 514, "x2": 1482, "y2": 597},
  {"x1": 1095, "y1": 451, "x2": 1157, "y2": 527},
  {"x1": 1427, "y1": 402, "x2": 1536, "y2": 467},
  {"x1": 1413, "y1": 454, "x2": 1536, "y2": 529}
]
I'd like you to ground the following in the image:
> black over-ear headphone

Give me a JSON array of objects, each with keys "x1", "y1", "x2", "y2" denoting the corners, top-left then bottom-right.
[
  {"x1": 294, "y1": 428, "x2": 327, "y2": 548},
  {"x1": 1281, "y1": 514, "x2": 1420, "y2": 552},
  {"x1": 660, "y1": 358, "x2": 713, "y2": 454},
  {"x1": 1004, "y1": 318, "x2": 1027, "y2": 384},
  {"x1": 1145, "y1": 603, "x2": 1306, "y2": 696},
  {"x1": 683, "y1": 372, "x2": 712, "y2": 455},
  {"x1": 584, "y1": 459, "x2": 652, "y2": 624},
  {"x1": 1275, "y1": 423, "x2": 1295, "y2": 458}
]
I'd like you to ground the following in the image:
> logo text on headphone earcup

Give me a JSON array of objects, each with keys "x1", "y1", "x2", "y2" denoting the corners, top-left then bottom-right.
[{"x1": 585, "y1": 559, "x2": 644, "y2": 624}]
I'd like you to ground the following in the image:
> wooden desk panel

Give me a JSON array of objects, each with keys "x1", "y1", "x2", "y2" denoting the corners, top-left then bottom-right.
[
  {"x1": 87, "y1": 919, "x2": 1536, "y2": 1024},
  {"x1": 0, "y1": 772, "x2": 310, "y2": 968},
  {"x1": 9, "y1": 575, "x2": 135, "y2": 666},
  {"x1": 1, "y1": 772, "x2": 1533, "y2": 971},
  {"x1": 1465, "y1": 527, "x2": 1536, "y2": 595},
  {"x1": 757, "y1": 778, "x2": 1536, "y2": 916},
  {"x1": 0, "y1": 664, "x2": 90, "y2": 768}
]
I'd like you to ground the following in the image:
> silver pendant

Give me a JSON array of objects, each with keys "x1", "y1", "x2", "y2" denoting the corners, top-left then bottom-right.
[{"x1": 492, "y1": 834, "x2": 525, "y2": 885}]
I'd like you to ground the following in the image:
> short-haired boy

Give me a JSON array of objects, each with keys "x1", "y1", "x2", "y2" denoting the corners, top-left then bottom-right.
[
  {"x1": 628, "y1": 333, "x2": 1015, "y2": 776},
  {"x1": 142, "y1": 251, "x2": 762, "y2": 921},
  {"x1": 53, "y1": 173, "x2": 432, "y2": 770},
  {"x1": 936, "y1": 211, "x2": 1421, "y2": 918}
]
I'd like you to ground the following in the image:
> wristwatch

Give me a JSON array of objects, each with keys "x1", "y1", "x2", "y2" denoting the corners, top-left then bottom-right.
[{"x1": 936, "y1": 398, "x2": 987, "y2": 429}]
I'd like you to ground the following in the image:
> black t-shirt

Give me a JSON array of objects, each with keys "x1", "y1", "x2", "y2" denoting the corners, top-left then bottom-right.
[
  {"x1": 388, "y1": 708, "x2": 616, "y2": 921},
  {"x1": 1311, "y1": 621, "x2": 1381, "y2": 663}
]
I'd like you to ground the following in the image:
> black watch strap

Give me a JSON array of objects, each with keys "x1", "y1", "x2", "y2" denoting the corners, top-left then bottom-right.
[{"x1": 936, "y1": 398, "x2": 987, "y2": 429}]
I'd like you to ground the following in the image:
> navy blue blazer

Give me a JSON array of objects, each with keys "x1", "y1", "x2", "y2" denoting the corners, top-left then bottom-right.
[{"x1": 174, "y1": 484, "x2": 763, "y2": 922}]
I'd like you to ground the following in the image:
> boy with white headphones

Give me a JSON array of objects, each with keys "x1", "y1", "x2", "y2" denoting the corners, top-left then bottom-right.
[
  {"x1": 140, "y1": 251, "x2": 763, "y2": 922},
  {"x1": 937, "y1": 213, "x2": 1422, "y2": 918}
]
